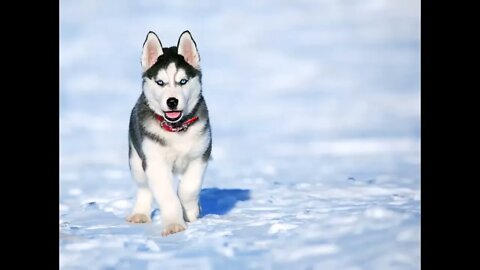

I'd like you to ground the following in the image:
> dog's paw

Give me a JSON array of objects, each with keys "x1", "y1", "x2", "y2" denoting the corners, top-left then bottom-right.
[
  {"x1": 183, "y1": 204, "x2": 200, "y2": 222},
  {"x1": 161, "y1": 223, "x2": 186, "y2": 236},
  {"x1": 127, "y1": 213, "x2": 151, "y2": 224}
]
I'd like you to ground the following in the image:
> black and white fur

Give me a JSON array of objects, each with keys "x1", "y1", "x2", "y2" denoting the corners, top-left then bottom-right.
[{"x1": 127, "y1": 31, "x2": 212, "y2": 236}]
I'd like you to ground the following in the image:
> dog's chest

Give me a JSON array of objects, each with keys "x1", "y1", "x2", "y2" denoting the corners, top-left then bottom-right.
[
  {"x1": 166, "y1": 129, "x2": 207, "y2": 173},
  {"x1": 145, "y1": 119, "x2": 208, "y2": 173}
]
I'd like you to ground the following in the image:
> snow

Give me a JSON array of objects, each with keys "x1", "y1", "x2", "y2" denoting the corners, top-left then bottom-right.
[{"x1": 60, "y1": 0, "x2": 420, "y2": 269}]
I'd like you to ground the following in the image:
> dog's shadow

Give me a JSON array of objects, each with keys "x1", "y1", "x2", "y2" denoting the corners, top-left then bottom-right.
[
  {"x1": 150, "y1": 188, "x2": 250, "y2": 219},
  {"x1": 199, "y1": 188, "x2": 251, "y2": 217}
]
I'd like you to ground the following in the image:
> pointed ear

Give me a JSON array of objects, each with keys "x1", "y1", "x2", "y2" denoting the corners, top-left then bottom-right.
[
  {"x1": 141, "y1": 31, "x2": 163, "y2": 71},
  {"x1": 177, "y1": 31, "x2": 200, "y2": 69}
]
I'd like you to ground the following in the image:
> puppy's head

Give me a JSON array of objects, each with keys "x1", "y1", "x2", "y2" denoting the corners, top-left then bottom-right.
[{"x1": 141, "y1": 31, "x2": 202, "y2": 123}]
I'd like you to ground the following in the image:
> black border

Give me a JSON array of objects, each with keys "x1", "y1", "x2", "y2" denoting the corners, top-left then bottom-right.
[
  {"x1": 5, "y1": 1, "x2": 59, "y2": 268},
  {"x1": 421, "y1": 0, "x2": 464, "y2": 268}
]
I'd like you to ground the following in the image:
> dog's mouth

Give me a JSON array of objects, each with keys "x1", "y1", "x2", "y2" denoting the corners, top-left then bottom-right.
[{"x1": 163, "y1": 111, "x2": 183, "y2": 122}]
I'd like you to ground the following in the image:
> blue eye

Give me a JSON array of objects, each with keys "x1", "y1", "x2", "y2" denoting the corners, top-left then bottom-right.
[
  {"x1": 179, "y1": 79, "x2": 188, "y2": 85},
  {"x1": 155, "y1": 80, "x2": 165, "y2": 86}
]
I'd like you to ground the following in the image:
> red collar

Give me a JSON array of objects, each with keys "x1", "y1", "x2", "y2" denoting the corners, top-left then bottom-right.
[{"x1": 155, "y1": 114, "x2": 199, "y2": 132}]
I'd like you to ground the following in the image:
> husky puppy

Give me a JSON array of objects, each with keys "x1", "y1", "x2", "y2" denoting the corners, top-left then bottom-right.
[{"x1": 127, "y1": 31, "x2": 211, "y2": 236}]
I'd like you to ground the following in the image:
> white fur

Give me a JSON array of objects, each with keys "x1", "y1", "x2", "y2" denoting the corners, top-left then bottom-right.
[
  {"x1": 142, "y1": 139, "x2": 186, "y2": 228},
  {"x1": 178, "y1": 158, "x2": 207, "y2": 222},
  {"x1": 165, "y1": 63, "x2": 177, "y2": 87},
  {"x1": 129, "y1": 144, "x2": 152, "y2": 217}
]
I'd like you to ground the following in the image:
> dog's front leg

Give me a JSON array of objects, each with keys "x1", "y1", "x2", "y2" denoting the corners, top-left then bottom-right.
[
  {"x1": 143, "y1": 141, "x2": 186, "y2": 236},
  {"x1": 178, "y1": 158, "x2": 207, "y2": 222}
]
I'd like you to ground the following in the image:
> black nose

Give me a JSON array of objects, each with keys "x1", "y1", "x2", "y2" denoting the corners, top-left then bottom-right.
[{"x1": 166, "y1": 98, "x2": 178, "y2": 109}]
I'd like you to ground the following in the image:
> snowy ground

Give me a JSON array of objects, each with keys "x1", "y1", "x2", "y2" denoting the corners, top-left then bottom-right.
[{"x1": 60, "y1": 0, "x2": 420, "y2": 269}]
